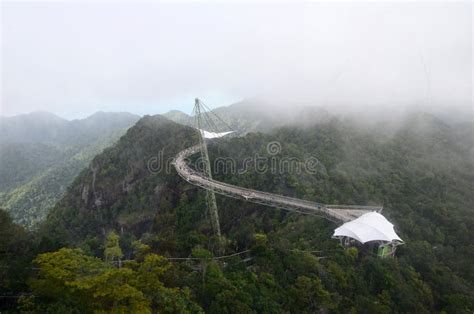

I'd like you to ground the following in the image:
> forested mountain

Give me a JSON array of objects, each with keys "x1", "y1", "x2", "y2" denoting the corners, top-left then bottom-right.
[
  {"x1": 0, "y1": 111, "x2": 140, "y2": 227},
  {"x1": 2, "y1": 0, "x2": 470, "y2": 311},
  {"x1": 2, "y1": 111, "x2": 467, "y2": 312}
]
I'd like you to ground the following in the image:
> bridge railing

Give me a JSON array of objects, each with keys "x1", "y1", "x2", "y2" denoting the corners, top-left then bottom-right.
[{"x1": 173, "y1": 145, "x2": 377, "y2": 223}]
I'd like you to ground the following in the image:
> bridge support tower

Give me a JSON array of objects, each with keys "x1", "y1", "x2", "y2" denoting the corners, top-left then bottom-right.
[{"x1": 193, "y1": 99, "x2": 222, "y2": 243}]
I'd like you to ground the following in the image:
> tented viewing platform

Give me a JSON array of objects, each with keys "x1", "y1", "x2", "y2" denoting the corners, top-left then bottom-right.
[{"x1": 333, "y1": 212, "x2": 404, "y2": 257}]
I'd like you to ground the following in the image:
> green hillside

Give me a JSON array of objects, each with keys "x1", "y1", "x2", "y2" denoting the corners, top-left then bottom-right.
[{"x1": 14, "y1": 112, "x2": 471, "y2": 312}]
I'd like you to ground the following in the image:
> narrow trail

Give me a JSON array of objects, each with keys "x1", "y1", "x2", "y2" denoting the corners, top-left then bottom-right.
[{"x1": 173, "y1": 145, "x2": 381, "y2": 223}]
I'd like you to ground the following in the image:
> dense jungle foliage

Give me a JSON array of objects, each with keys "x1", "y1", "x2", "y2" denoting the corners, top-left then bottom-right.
[{"x1": 0, "y1": 113, "x2": 472, "y2": 312}]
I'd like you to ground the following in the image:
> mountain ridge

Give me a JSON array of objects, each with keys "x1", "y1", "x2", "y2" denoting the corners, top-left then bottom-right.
[{"x1": 0, "y1": 111, "x2": 140, "y2": 144}]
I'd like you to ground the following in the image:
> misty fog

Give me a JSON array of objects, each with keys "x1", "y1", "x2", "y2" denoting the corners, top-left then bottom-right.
[{"x1": 1, "y1": 1, "x2": 472, "y2": 119}]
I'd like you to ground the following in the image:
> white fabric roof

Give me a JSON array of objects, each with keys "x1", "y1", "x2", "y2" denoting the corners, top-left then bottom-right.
[
  {"x1": 333, "y1": 212, "x2": 403, "y2": 244},
  {"x1": 199, "y1": 129, "x2": 233, "y2": 139}
]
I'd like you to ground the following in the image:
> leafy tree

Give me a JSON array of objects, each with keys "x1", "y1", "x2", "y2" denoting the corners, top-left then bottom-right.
[
  {"x1": 28, "y1": 248, "x2": 202, "y2": 313},
  {"x1": 287, "y1": 275, "x2": 332, "y2": 313},
  {"x1": 104, "y1": 231, "x2": 123, "y2": 266},
  {"x1": 0, "y1": 209, "x2": 33, "y2": 311}
]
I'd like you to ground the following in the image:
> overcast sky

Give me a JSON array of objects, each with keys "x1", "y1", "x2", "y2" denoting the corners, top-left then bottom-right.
[{"x1": 1, "y1": 1, "x2": 472, "y2": 119}]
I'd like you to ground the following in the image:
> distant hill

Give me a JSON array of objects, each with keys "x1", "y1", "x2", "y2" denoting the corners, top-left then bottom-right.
[
  {"x1": 0, "y1": 111, "x2": 68, "y2": 143},
  {"x1": 162, "y1": 110, "x2": 193, "y2": 126},
  {"x1": 163, "y1": 100, "x2": 339, "y2": 134},
  {"x1": 163, "y1": 100, "x2": 281, "y2": 134},
  {"x1": 0, "y1": 111, "x2": 139, "y2": 144},
  {"x1": 0, "y1": 111, "x2": 140, "y2": 227}
]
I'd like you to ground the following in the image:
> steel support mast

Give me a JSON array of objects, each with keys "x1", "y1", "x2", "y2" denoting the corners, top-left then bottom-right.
[{"x1": 193, "y1": 98, "x2": 222, "y2": 239}]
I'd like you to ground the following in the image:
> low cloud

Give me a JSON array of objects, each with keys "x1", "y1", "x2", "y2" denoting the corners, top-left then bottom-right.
[{"x1": 1, "y1": 1, "x2": 471, "y2": 118}]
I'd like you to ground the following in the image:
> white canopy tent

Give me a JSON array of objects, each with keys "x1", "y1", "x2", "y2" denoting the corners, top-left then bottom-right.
[
  {"x1": 198, "y1": 129, "x2": 233, "y2": 139},
  {"x1": 333, "y1": 212, "x2": 403, "y2": 244}
]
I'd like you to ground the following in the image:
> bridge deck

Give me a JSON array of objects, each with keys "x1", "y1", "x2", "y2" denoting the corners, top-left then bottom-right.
[{"x1": 173, "y1": 145, "x2": 380, "y2": 223}]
